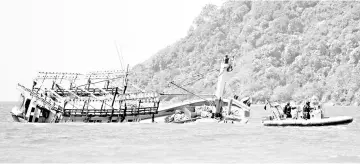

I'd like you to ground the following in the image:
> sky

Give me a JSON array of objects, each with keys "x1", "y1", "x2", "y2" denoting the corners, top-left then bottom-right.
[{"x1": 0, "y1": 0, "x2": 224, "y2": 101}]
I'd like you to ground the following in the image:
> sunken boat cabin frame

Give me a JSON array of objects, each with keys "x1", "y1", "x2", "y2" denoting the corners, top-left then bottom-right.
[{"x1": 11, "y1": 69, "x2": 160, "y2": 123}]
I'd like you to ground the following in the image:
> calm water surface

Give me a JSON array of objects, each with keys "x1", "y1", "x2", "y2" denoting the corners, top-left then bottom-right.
[{"x1": 0, "y1": 102, "x2": 359, "y2": 163}]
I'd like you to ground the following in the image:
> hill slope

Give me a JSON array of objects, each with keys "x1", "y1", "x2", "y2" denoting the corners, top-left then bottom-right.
[{"x1": 131, "y1": 0, "x2": 360, "y2": 106}]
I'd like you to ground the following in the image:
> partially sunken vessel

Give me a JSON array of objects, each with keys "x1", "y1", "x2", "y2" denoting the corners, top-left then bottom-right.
[
  {"x1": 10, "y1": 55, "x2": 252, "y2": 124},
  {"x1": 11, "y1": 69, "x2": 160, "y2": 123}
]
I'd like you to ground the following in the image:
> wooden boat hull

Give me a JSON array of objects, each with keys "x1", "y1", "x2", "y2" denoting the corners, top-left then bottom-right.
[
  {"x1": 263, "y1": 116, "x2": 353, "y2": 126},
  {"x1": 11, "y1": 112, "x2": 28, "y2": 123},
  {"x1": 171, "y1": 118, "x2": 249, "y2": 124},
  {"x1": 172, "y1": 118, "x2": 201, "y2": 124}
]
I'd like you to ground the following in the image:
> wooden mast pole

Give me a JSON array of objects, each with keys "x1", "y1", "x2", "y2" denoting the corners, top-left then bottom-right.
[
  {"x1": 121, "y1": 64, "x2": 129, "y2": 122},
  {"x1": 109, "y1": 87, "x2": 118, "y2": 122},
  {"x1": 214, "y1": 55, "x2": 232, "y2": 118}
]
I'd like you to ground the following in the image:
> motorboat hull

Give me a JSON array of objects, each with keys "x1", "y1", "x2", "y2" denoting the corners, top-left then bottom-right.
[{"x1": 263, "y1": 116, "x2": 353, "y2": 126}]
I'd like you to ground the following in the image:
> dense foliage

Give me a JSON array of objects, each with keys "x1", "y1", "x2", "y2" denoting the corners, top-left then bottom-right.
[{"x1": 131, "y1": 1, "x2": 360, "y2": 106}]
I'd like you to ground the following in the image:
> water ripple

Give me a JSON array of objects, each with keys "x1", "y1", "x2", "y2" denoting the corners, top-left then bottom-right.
[{"x1": 0, "y1": 103, "x2": 359, "y2": 163}]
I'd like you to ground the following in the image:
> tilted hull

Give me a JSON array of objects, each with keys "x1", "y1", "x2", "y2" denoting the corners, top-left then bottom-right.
[
  {"x1": 139, "y1": 98, "x2": 251, "y2": 124},
  {"x1": 11, "y1": 113, "x2": 26, "y2": 123}
]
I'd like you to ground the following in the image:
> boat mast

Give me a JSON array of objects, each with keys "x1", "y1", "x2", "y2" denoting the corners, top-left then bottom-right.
[
  {"x1": 119, "y1": 64, "x2": 129, "y2": 122},
  {"x1": 214, "y1": 55, "x2": 233, "y2": 118}
]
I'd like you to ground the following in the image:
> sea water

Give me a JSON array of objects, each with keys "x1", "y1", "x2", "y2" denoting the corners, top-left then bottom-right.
[{"x1": 0, "y1": 102, "x2": 359, "y2": 163}]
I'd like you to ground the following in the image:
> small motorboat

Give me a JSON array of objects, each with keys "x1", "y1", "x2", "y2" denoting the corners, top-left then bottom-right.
[
  {"x1": 262, "y1": 99, "x2": 353, "y2": 127},
  {"x1": 262, "y1": 116, "x2": 353, "y2": 126}
]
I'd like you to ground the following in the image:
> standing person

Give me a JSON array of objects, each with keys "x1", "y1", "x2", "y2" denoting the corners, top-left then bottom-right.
[
  {"x1": 303, "y1": 101, "x2": 312, "y2": 120},
  {"x1": 224, "y1": 55, "x2": 234, "y2": 72},
  {"x1": 224, "y1": 55, "x2": 230, "y2": 64},
  {"x1": 283, "y1": 102, "x2": 296, "y2": 118},
  {"x1": 32, "y1": 81, "x2": 37, "y2": 90}
]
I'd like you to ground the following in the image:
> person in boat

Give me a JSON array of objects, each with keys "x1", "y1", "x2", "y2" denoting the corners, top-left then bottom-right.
[
  {"x1": 234, "y1": 95, "x2": 239, "y2": 100},
  {"x1": 224, "y1": 55, "x2": 233, "y2": 72},
  {"x1": 241, "y1": 97, "x2": 252, "y2": 107},
  {"x1": 283, "y1": 102, "x2": 296, "y2": 118},
  {"x1": 311, "y1": 95, "x2": 321, "y2": 109},
  {"x1": 32, "y1": 80, "x2": 37, "y2": 90},
  {"x1": 303, "y1": 101, "x2": 313, "y2": 120},
  {"x1": 224, "y1": 55, "x2": 230, "y2": 64},
  {"x1": 310, "y1": 95, "x2": 324, "y2": 118}
]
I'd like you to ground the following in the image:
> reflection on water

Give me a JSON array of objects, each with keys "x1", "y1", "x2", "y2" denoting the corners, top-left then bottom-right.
[{"x1": 0, "y1": 102, "x2": 359, "y2": 163}]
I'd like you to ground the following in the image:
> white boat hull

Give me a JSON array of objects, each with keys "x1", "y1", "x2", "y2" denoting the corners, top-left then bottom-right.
[{"x1": 262, "y1": 116, "x2": 353, "y2": 126}]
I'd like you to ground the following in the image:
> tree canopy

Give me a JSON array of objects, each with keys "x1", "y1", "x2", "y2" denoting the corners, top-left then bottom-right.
[{"x1": 131, "y1": 0, "x2": 360, "y2": 106}]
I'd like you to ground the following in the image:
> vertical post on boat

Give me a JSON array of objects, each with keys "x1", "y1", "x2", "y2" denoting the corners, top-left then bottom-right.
[
  {"x1": 116, "y1": 100, "x2": 122, "y2": 122},
  {"x1": 100, "y1": 100, "x2": 104, "y2": 110},
  {"x1": 51, "y1": 75, "x2": 58, "y2": 90},
  {"x1": 59, "y1": 73, "x2": 64, "y2": 84},
  {"x1": 36, "y1": 72, "x2": 48, "y2": 94},
  {"x1": 227, "y1": 98, "x2": 233, "y2": 115},
  {"x1": 106, "y1": 80, "x2": 110, "y2": 90},
  {"x1": 121, "y1": 102, "x2": 127, "y2": 122},
  {"x1": 136, "y1": 100, "x2": 141, "y2": 122},
  {"x1": 109, "y1": 87, "x2": 118, "y2": 122},
  {"x1": 87, "y1": 76, "x2": 91, "y2": 91},
  {"x1": 86, "y1": 98, "x2": 90, "y2": 116},
  {"x1": 214, "y1": 55, "x2": 232, "y2": 118},
  {"x1": 152, "y1": 99, "x2": 160, "y2": 123},
  {"x1": 123, "y1": 65, "x2": 129, "y2": 95},
  {"x1": 81, "y1": 99, "x2": 86, "y2": 114},
  {"x1": 156, "y1": 101, "x2": 160, "y2": 113},
  {"x1": 120, "y1": 65, "x2": 129, "y2": 123},
  {"x1": 70, "y1": 74, "x2": 77, "y2": 90},
  {"x1": 152, "y1": 113, "x2": 155, "y2": 123}
]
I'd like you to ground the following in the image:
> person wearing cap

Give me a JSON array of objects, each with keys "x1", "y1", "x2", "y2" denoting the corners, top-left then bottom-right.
[{"x1": 283, "y1": 102, "x2": 296, "y2": 118}]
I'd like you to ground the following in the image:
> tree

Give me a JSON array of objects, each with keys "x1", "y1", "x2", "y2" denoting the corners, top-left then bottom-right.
[{"x1": 130, "y1": 0, "x2": 360, "y2": 106}]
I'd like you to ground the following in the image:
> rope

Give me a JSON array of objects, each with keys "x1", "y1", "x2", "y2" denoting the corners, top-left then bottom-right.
[
  {"x1": 169, "y1": 81, "x2": 216, "y2": 106},
  {"x1": 114, "y1": 40, "x2": 124, "y2": 70},
  {"x1": 166, "y1": 75, "x2": 204, "y2": 93}
]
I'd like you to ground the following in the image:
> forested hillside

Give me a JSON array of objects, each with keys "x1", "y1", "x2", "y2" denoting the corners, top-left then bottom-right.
[{"x1": 131, "y1": 1, "x2": 360, "y2": 106}]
